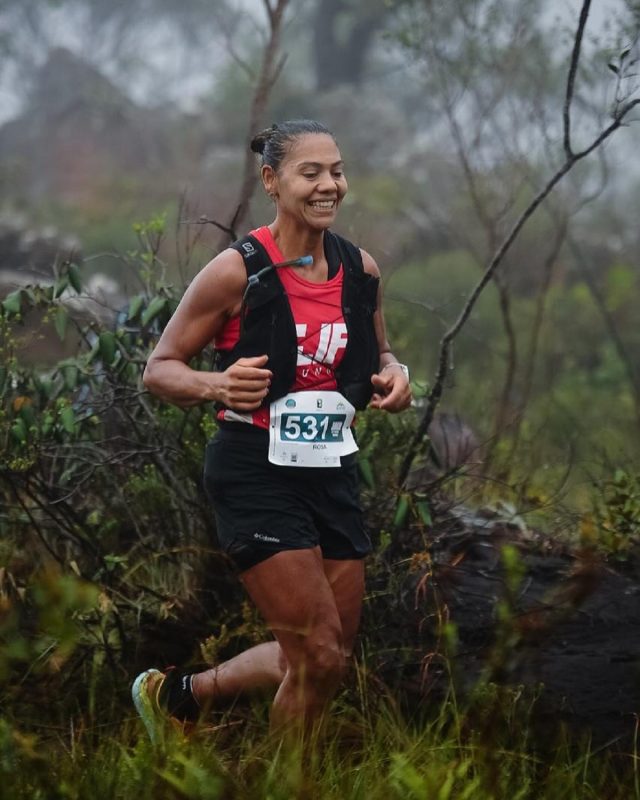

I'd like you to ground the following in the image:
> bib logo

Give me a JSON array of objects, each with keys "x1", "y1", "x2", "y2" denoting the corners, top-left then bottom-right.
[{"x1": 295, "y1": 323, "x2": 347, "y2": 366}]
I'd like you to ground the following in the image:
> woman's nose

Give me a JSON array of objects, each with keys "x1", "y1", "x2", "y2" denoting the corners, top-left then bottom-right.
[{"x1": 317, "y1": 172, "x2": 336, "y2": 191}]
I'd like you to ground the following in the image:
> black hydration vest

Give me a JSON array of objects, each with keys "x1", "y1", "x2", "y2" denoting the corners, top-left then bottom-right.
[{"x1": 215, "y1": 230, "x2": 380, "y2": 411}]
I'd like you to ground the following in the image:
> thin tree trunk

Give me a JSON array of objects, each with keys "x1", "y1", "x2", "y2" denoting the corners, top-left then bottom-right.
[
  {"x1": 485, "y1": 276, "x2": 518, "y2": 463},
  {"x1": 311, "y1": 0, "x2": 389, "y2": 91},
  {"x1": 442, "y1": 103, "x2": 519, "y2": 472},
  {"x1": 506, "y1": 219, "x2": 568, "y2": 465},
  {"x1": 567, "y1": 235, "x2": 640, "y2": 428},
  {"x1": 218, "y1": 0, "x2": 290, "y2": 247}
]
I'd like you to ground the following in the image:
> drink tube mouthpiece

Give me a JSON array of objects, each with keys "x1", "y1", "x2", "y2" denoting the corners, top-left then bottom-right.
[{"x1": 297, "y1": 255, "x2": 313, "y2": 266}]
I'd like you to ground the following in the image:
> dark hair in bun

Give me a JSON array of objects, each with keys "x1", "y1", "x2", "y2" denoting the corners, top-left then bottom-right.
[{"x1": 250, "y1": 119, "x2": 335, "y2": 172}]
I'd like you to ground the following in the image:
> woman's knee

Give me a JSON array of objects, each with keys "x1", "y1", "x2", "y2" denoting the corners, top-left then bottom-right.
[
  {"x1": 277, "y1": 643, "x2": 288, "y2": 675},
  {"x1": 298, "y1": 627, "x2": 347, "y2": 688}
]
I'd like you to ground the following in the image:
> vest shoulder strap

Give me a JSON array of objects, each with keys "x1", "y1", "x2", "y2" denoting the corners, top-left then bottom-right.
[
  {"x1": 327, "y1": 231, "x2": 364, "y2": 276},
  {"x1": 229, "y1": 234, "x2": 273, "y2": 277}
]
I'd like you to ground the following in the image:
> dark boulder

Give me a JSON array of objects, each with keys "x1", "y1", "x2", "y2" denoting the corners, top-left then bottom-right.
[{"x1": 366, "y1": 505, "x2": 640, "y2": 748}]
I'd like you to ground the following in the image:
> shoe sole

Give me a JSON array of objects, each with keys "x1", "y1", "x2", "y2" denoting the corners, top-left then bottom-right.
[{"x1": 132, "y1": 668, "x2": 163, "y2": 744}]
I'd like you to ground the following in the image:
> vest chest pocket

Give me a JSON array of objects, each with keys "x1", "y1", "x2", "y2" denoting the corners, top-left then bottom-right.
[{"x1": 237, "y1": 274, "x2": 296, "y2": 403}]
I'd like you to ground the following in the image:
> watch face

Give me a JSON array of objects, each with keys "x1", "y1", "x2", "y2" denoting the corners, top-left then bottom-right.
[
  {"x1": 394, "y1": 364, "x2": 409, "y2": 377},
  {"x1": 382, "y1": 362, "x2": 409, "y2": 380}
]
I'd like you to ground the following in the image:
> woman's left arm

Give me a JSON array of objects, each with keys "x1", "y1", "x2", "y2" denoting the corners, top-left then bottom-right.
[{"x1": 361, "y1": 249, "x2": 413, "y2": 413}]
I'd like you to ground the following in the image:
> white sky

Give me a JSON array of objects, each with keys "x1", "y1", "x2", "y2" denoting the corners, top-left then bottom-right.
[{"x1": 0, "y1": 0, "x2": 633, "y2": 125}]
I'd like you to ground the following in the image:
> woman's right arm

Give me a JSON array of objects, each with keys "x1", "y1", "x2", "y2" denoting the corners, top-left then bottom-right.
[{"x1": 142, "y1": 249, "x2": 272, "y2": 410}]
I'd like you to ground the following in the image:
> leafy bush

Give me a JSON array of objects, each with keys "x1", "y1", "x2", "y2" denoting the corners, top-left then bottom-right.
[
  {"x1": 580, "y1": 468, "x2": 640, "y2": 563},
  {"x1": 0, "y1": 220, "x2": 245, "y2": 726}
]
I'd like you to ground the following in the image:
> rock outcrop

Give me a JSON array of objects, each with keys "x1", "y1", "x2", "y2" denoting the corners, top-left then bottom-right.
[{"x1": 368, "y1": 506, "x2": 640, "y2": 749}]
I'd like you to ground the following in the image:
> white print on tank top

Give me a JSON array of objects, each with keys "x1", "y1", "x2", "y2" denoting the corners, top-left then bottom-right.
[{"x1": 295, "y1": 323, "x2": 347, "y2": 367}]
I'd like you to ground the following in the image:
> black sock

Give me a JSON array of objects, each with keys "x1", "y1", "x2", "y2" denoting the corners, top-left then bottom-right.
[{"x1": 158, "y1": 669, "x2": 201, "y2": 722}]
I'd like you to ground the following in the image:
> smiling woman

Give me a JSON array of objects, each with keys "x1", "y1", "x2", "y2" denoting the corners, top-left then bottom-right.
[
  {"x1": 132, "y1": 119, "x2": 412, "y2": 744},
  {"x1": 254, "y1": 121, "x2": 347, "y2": 233}
]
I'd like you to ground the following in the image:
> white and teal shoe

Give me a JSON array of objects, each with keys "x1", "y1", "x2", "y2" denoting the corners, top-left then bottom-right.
[
  {"x1": 131, "y1": 668, "x2": 167, "y2": 744},
  {"x1": 132, "y1": 667, "x2": 202, "y2": 743}
]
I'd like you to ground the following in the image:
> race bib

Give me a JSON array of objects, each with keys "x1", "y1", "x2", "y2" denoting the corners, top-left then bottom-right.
[{"x1": 268, "y1": 391, "x2": 358, "y2": 467}]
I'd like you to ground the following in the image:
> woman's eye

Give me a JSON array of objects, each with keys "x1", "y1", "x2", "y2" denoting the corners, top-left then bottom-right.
[{"x1": 303, "y1": 173, "x2": 317, "y2": 179}]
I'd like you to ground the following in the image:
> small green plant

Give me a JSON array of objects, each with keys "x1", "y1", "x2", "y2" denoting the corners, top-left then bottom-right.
[{"x1": 585, "y1": 468, "x2": 640, "y2": 560}]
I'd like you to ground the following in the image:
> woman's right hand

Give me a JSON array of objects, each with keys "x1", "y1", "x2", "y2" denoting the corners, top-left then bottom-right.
[{"x1": 217, "y1": 355, "x2": 272, "y2": 410}]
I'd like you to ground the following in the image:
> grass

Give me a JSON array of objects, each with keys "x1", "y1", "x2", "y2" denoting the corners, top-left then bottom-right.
[{"x1": 2, "y1": 674, "x2": 639, "y2": 800}]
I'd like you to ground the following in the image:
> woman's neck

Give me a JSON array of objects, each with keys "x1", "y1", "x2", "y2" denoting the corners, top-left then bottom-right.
[{"x1": 268, "y1": 218, "x2": 326, "y2": 269}]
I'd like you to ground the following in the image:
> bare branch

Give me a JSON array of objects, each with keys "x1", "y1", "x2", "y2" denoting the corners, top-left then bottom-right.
[
  {"x1": 575, "y1": 97, "x2": 640, "y2": 155},
  {"x1": 444, "y1": 100, "x2": 495, "y2": 239},
  {"x1": 6, "y1": 477, "x2": 66, "y2": 567},
  {"x1": 219, "y1": 0, "x2": 290, "y2": 246},
  {"x1": 262, "y1": 0, "x2": 276, "y2": 29},
  {"x1": 567, "y1": 235, "x2": 640, "y2": 425},
  {"x1": 505, "y1": 215, "x2": 568, "y2": 466},
  {"x1": 269, "y1": 52, "x2": 288, "y2": 91},
  {"x1": 398, "y1": 95, "x2": 640, "y2": 488},
  {"x1": 214, "y1": 16, "x2": 256, "y2": 80},
  {"x1": 564, "y1": 0, "x2": 592, "y2": 158},
  {"x1": 181, "y1": 212, "x2": 240, "y2": 243},
  {"x1": 229, "y1": 204, "x2": 243, "y2": 236}
]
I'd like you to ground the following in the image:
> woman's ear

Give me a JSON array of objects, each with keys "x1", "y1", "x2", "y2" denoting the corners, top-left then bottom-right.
[{"x1": 261, "y1": 164, "x2": 278, "y2": 199}]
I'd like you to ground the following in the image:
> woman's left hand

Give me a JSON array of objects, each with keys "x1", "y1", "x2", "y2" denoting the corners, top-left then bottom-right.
[{"x1": 369, "y1": 367, "x2": 412, "y2": 412}]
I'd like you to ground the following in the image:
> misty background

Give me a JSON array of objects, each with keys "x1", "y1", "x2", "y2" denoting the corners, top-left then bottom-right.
[
  {"x1": 4, "y1": 5, "x2": 640, "y2": 786},
  {"x1": 1, "y1": 0, "x2": 640, "y2": 506}
]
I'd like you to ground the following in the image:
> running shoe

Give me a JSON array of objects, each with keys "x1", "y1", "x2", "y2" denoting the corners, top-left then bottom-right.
[
  {"x1": 132, "y1": 667, "x2": 201, "y2": 743},
  {"x1": 131, "y1": 668, "x2": 167, "y2": 744}
]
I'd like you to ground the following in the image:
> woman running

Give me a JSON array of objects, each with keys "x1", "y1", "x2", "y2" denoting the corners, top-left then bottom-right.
[{"x1": 132, "y1": 119, "x2": 412, "y2": 742}]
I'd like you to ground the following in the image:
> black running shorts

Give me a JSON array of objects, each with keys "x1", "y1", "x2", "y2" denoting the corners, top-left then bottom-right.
[{"x1": 202, "y1": 424, "x2": 372, "y2": 572}]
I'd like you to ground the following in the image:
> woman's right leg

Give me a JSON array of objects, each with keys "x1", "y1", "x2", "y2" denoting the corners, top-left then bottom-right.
[
  {"x1": 243, "y1": 546, "x2": 346, "y2": 732},
  {"x1": 192, "y1": 554, "x2": 366, "y2": 713},
  {"x1": 193, "y1": 546, "x2": 347, "y2": 733}
]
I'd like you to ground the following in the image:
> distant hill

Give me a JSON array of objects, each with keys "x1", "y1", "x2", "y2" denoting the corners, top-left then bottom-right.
[{"x1": 0, "y1": 47, "x2": 204, "y2": 209}]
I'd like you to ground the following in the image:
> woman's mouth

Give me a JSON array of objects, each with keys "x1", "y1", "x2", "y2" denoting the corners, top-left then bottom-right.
[{"x1": 308, "y1": 200, "x2": 337, "y2": 211}]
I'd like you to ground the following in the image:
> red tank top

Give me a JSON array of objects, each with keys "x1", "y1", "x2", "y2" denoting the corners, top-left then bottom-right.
[{"x1": 215, "y1": 226, "x2": 347, "y2": 429}]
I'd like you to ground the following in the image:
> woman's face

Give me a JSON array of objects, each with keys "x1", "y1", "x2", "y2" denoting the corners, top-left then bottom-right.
[{"x1": 263, "y1": 133, "x2": 348, "y2": 231}]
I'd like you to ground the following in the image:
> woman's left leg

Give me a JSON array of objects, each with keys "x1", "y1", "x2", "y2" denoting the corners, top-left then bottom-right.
[{"x1": 321, "y1": 557, "x2": 365, "y2": 656}]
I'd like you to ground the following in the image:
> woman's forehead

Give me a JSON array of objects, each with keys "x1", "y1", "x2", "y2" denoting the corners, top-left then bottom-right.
[{"x1": 284, "y1": 133, "x2": 342, "y2": 165}]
